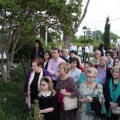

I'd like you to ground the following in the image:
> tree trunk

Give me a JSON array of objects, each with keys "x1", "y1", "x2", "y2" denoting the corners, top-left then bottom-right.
[
  {"x1": 63, "y1": 0, "x2": 90, "y2": 46},
  {"x1": 63, "y1": 35, "x2": 72, "y2": 48}
]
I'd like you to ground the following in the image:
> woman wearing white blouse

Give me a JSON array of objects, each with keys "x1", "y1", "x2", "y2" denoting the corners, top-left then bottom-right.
[{"x1": 68, "y1": 57, "x2": 81, "y2": 82}]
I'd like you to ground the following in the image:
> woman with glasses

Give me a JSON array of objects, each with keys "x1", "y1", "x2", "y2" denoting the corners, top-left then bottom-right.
[
  {"x1": 105, "y1": 51, "x2": 113, "y2": 68},
  {"x1": 77, "y1": 61, "x2": 99, "y2": 84},
  {"x1": 79, "y1": 67, "x2": 105, "y2": 120},
  {"x1": 37, "y1": 76, "x2": 57, "y2": 120},
  {"x1": 103, "y1": 66, "x2": 120, "y2": 120}
]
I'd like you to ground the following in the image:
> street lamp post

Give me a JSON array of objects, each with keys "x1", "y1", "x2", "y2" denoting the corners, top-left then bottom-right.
[{"x1": 82, "y1": 26, "x2": 87, "y2": 46}]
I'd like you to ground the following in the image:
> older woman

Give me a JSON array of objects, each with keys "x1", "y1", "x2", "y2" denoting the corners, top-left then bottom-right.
[
  {"x1": 77, "y1": 61, "x2": 99, "y2": 84},
  {"x1": 103, "y1": 66, "x2": 120, "y2": 120},
  {"x1": 56, "y1": 62, "x2": 79, "y2": 120},
  {"x1": 79, "y1": 67, "x2": 105, "y2": 120},
  {"x1": 25, "y1": 58, "x2": 51, "y2": 109}
]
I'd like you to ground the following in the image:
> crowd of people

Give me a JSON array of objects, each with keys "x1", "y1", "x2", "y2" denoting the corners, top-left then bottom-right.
[{"x1": 24, "y1": 40, "x2": 120, "y2": 120}]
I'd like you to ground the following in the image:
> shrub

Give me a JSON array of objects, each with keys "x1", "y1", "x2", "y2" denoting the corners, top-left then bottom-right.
[{"x1": 0, "y1": 64, "x2": 30, "y2": 120}]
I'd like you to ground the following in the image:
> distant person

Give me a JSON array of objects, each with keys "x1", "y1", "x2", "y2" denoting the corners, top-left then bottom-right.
[
  {"x1": 78, "y1": 45, "x2": 82, "y2": 59},
  {"x1": 85, "y1": 45, "x2": 90, "y2": 61},
  {"x1": 82, "y1": 46, "x2": 85, "y2": 62},
  {"x1": 31, "y1": 40, "x2": 44, "y2": 63},
  {"x1": 98, "y1": 43, "x2": 104, "y2": 56},
  {"x1": 68, "y1": 43, "x2": 75, "y2": 54}
]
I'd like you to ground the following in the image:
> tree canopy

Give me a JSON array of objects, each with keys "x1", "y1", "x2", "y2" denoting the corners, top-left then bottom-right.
[{"x1": 0, "y1": 0, "x2": 83, "y2": 81}]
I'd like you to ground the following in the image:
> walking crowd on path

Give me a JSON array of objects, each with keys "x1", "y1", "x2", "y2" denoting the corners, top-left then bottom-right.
[{"x1": 24, "y1": 40, "x2": 120, "y2": 120}]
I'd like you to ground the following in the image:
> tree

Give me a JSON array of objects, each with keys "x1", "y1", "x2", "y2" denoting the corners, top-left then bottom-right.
[
  {"x1": 0, "y1": 0, "x2": 89, "y2": 81},
  {"x1": 103, "y1": 16, "x2": 110, "y2": 50},
  {"x1": 93, "y1": 30, "x2": 102, "y2": 40},
  {"x1": 63, "y1": 0, "x2": 90, "y2": 47},
  {"x1": 110, "y1": 32, "x2": 119, "y2": 45}
]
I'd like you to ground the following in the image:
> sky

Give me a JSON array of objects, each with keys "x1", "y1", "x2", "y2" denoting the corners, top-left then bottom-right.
[{"x1": 76, "y1": 0, "x2": 120, "y2": 37}]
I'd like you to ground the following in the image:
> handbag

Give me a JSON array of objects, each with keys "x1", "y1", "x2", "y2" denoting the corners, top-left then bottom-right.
[
  {"x1": 86, "y1": 84, "x2": 107, "y2": 116},
  {"x1": 112, "y1": 107, "x2": 120, "y2": 115},
  {"x1": 63, "y1": 95, "x2": 78, "y2": 110},
  {"x1": 63, "y1": 78, "x2": 78, "y2": 110}
]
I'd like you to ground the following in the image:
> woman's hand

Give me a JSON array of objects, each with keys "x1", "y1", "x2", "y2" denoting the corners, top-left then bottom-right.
[
  {"x1": 60, "y1": 89, "x2": 67, "y2": 95},
  {"x1": 84, "y1": 96, "x2": 93, "y2": 102},
  {"x1": 110, "y1": 102, "x2": 118, "y2": 109}
]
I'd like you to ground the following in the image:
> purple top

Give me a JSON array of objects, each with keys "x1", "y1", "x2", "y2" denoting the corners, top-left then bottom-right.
[
  {"x1": 25, "y1": 68, "x2": 51, "y2": 97},
  {"x1": 97, "y1": 67, "x2": 106, "y2": 85}
]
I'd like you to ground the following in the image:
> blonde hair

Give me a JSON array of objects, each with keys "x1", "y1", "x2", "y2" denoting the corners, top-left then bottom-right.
[
  {"x1": 86, "y1": 67, "x2": 98, "y2": 78},
  {"x1": 59, "y1": 62, "x2": 71, "y2": 73},
  {"x1": 38, "y1": 76, "x2": 56, "y2": 97},
  {"x1": 111, "y1": 66, "x2": 120, "y2": 73}
]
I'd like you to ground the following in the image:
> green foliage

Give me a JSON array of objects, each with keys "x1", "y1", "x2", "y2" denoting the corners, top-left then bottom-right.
[
  {"x1": 27, "y1": 100, "x2": 44, "y2": 120},
  {"x1": 110, "y1": 32, "x2": 119, "y2": 42},
  {"x1": 0, "y1": 62, "x2": 33, "y2": 119},
  {"x1": 103, "y1": 16, "x2": 111, "y2": 50}
]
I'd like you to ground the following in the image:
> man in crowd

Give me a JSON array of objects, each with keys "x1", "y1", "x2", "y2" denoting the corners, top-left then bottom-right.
[
  {"x1": 97, "y1": 56, "x2": 109, "y2": 85},
  {"x1": 85, "y1": 44, "x2": 90, "y2": 61},
  {"x1": 47, "y1": 48, "x2": 65, "y2": 87},
  {"x1": 90, "y1": 50, "x2": 101, "y2": 67}
]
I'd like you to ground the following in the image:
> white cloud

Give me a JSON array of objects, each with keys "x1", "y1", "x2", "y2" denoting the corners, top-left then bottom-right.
[{"x1": 76, "y1": 0, "x2": 120, "y2": 36}]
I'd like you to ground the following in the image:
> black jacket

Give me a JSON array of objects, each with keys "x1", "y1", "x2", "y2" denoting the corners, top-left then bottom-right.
[
  {"x1": 31, "y1": 48, "x2": 44, "y2": 61},
  {"x1": 103, "y1": 79, "x2": 120, "y2": 112}
]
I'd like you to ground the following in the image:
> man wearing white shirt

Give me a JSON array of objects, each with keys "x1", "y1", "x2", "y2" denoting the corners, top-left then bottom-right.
[
  {"x1": 69, "y1": 43, "x2": 75, "y2": 54},
  {"x1": 85, "y1": 45, "x2": 90, "y2": 61},
  {"x1": 78, "y1": 45, "x2": 82, "y2": 59}
]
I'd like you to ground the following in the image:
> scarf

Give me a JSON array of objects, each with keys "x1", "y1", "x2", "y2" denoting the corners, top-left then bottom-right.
[
  {"x1": 28, "y1": 69, "x2": 43, "y2": 98},
  {"x1": 108, "y1": 78, "x2": 120, "y2": 117},
  {"x1": 94, "y1": 58, "x2": 99, "y2": 63}
]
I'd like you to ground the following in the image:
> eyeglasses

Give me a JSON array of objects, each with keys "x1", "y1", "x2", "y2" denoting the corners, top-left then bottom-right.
[
  {"x1": 40, "y1": 84, "x2": 46, "y2": 86},
  {"x1": 86, "y1": 76, "x2": 94, "y2": 79}
]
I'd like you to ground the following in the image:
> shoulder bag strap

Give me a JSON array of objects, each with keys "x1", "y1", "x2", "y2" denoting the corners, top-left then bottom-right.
[{"x1": 92, "y1": 84, "x2": 97, "y2": 96}]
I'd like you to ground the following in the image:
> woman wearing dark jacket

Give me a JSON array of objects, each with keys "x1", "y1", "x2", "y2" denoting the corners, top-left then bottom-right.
[
  {"x1": 31, "y1": 40, "x2": 44, "y2": 62},
  {"x1": 103, "y1": 66, "x2": 120, "y2": 120},
  {"x1": 43, "y1": 51, "x2": 51, "y2": 69}
]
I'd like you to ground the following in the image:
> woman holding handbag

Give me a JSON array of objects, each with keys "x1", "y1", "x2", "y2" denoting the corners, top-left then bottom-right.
[
  {"x1": 56, "y1": 62, "x2": 79, "y2": 120},
  {"x1": 103, "y1": 66, "x2": 120, "y2": 120},
  {"x1": 79, "y1": 67, "x2": 105, "y2": 120}
]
